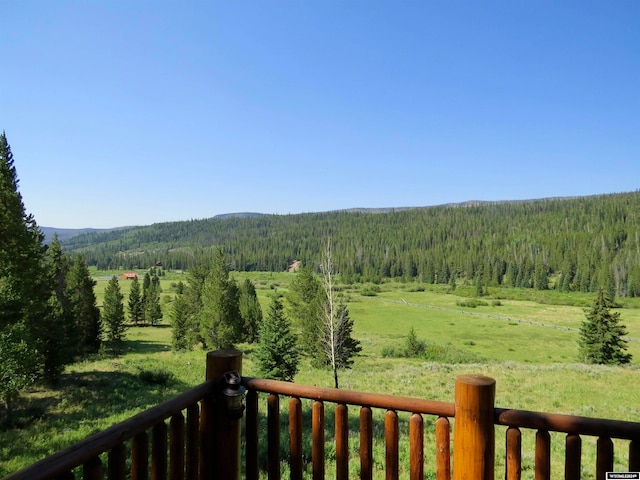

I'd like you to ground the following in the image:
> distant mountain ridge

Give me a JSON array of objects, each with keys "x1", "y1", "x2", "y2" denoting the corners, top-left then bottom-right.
[
  {"x1": 41, "y1": 213, "x2": 269, "y2": 242},
  {"x1": 42, "y1": 197, "x2": 586, "y2": 237},
  {"x1": 54, "y1": 191, "x2": 640, "y2": 296},
  {"x1": 40, "y1": 226, "x2": 133, "y2": 243}
]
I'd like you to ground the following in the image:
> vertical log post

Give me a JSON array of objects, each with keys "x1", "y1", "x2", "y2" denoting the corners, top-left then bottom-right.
[
  {"x1": 435, "y1": 417, "x2": 451, "y2": 480},
  {"x1": 360, "y1": 406, "x2": 373, "y2": 480},
  {"x1": 453, "y1": 375, "x2": 496, "y2": 480},
  {"x1": 205, "y1": 349, "x2": 243, "y2": 480}
]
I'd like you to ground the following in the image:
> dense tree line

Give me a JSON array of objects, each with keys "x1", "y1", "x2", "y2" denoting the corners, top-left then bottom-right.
[
  {"x1": 62, "y1": 192, "x2": 640, "y2": 296},
  {"x1": 171, "y1": 247, "x2": 360, "y2": 385},
  {"x1": 171, "y1": 249, "x2": 262, "y2": 351}
]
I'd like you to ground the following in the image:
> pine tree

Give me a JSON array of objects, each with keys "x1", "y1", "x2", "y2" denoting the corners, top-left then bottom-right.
[
  {"x1": 171, "y1": 293, "x2": 193, "y2": 350},
  {"x1": 238, "y1": 278, "x2": 262, "y2": 343},
  {"x1": 180, "y1": 265, "x2": 210, "y2": 345},
  {"x1": 255, "y1": 296, "x2": 299, "y2": 381},
  {"x1": 199, "y1": 249, "x2": 241, "y2": 349},
  {"x1": 143, "y1": 272, "x2": 163, "y2": 326},
  {"x1": 534, "y1": 261, "x2": 549, "y2": 290},
  {"x1": 103, "y1": 276, "x2": 127, "y2": 353},
  {"x1": 286, "y1": 266, "x2": 324, "y2": 359},
  {"x1": 578, "y1": 289, "x2": 632, "y2": 365},
  {"x1": 0, "y1": 132, "x2": 53, "y2": 412},
  {"x1": 44, "y1": 234, "x2": 76, "y2": 381},
  {"x1": 128, "y1": 276, "x2": 144, "y2": 326},
  {"x1": 66, "y1": 255, "x2": 101, "y2": 355}
]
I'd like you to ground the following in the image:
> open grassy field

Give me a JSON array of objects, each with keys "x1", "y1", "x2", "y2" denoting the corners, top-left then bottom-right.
[{"x1": 2, "y1": 270, "x2": 639, "y2": 478}]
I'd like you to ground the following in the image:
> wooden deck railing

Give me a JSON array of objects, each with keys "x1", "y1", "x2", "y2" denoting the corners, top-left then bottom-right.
[{"x1": 4, "y1": 349, "x2": 640, "y2": 480}]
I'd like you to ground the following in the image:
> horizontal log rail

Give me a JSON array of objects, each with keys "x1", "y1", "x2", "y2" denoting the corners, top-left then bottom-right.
[
  {"x1": 3, "y1": 381, "x2": 214, "y2": 480},
  {"x1": 243, "y1": 376, "x2": 456, "y2": 417},
  {"x1": 4, "y1": 349, "x2": 640, "y2": 480},
  {"x1": 244, "y1": 376, "x2": 640, "y2": 440},
  {"x1": 495, "y1": 407, "x2": 640, "y2": 440},
  {"x1": 243, "y1": 375, "x2": 640, "y2": 480}
]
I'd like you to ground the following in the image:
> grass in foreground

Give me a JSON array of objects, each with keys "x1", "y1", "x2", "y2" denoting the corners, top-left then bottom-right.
[
  {"x1": 4, "y1": 272, "x2": 639, "y2": 477},
  {"x1": 2, "y1": 319, "x2": 639, "y2": 478}
]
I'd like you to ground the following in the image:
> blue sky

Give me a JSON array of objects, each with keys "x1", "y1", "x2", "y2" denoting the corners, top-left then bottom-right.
[{"x1": 2, "y1": 1, "x2": 639, "y2": 228}]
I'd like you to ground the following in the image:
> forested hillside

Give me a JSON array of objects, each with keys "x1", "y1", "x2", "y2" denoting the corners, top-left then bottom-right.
[{"x1": 62, "y1": 192, "x2": 640, "y2": 296}]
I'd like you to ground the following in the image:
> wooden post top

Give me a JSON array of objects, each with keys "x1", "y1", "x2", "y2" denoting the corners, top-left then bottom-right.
[
  {"x1": 455, "y1": 374, "x2": 496, "y2": 387},
  {"x1": 206, "y1": 349, "x2": 243, "y2": 359},
  {"x1": 206, "y1": 349, "x2": 243, "y2": 382}
]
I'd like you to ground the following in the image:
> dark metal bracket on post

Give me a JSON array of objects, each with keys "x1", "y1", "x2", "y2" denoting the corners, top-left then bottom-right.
[{"x1": 221, "y1": 370, "x2": 246, "y2": 420}]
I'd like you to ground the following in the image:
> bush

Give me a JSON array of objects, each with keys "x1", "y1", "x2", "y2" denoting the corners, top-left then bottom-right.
[
  {"x1": 360, "y1": 289, "x2": 378, "y2": 297},
  {"x1": 405, "y1": 327, "x2": 426, "y2": 357},
  {"x1": 137, "y1": 368, "x2": 175, "y2": 387},
  {"x1": 456, "y1": 299, "x2": 489, "y2": 308},
  {"x1": 381, "y1": 346, "x2": 402, "y2": 358}
]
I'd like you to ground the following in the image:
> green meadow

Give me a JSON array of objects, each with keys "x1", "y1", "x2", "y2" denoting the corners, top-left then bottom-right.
[{"x1": 2, "y1": 270, "x2": 639, "y2": 478}]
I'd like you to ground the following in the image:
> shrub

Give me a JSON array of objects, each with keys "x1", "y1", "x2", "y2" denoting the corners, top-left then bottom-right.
[
  {"x1": 456, "y1": 299, "x2": 489, "y2": 308},
  {"x1": 405, "y1": 327, "x2": 426, "y2": 357},
  {"x1": 360, "y1": 289, "x2": 378, "y2": 297},
  {"x1": 137, "y1": 368, "x2": 175, "y2": 387}
]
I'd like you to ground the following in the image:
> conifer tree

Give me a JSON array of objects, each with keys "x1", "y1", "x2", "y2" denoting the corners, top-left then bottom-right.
[
  {"x1": 180, "y1": 265, "x2": 210, "y2": 345},
  {"x1": 171, "y1": 293, "x2": 193, "y2": 350},
  {"x1": 44, "y1": 234, "x2": 76, "y2": 380},
  {"x1": 127, "y1": 276, "x2": 143, "y2": 326},
  {"x1": 255, "y1": 296, "x2": 299, "y2": 381},
  {"x1": 103, "y1": 276, "x2": 127, "y2": 353},
  {"x1": 0, "y1": 132, "x2": 54, "y2": 411},
  {"x1": 199, "y1": 249, "x2": 241, "y2": 349},
  {"x1": 578, "y1": 289, "x2": 632, "y2": 365},
  {"x1": 66, "y1": 255, "x2": 101, "y2": 355},
  {"x1": 286, "y1": 266, "x2": 324, "y2": 359},
  {"x1": 238, "y1": 278, "x2": 262, "y2": 343},
  {"x1": 143, "y1": 272, "x2": 163, "y2": 326}
]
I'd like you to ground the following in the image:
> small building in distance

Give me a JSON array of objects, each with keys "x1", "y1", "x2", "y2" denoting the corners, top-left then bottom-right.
[{"x1": 120, "y1": 272, "x2": 138, "y2": 280}]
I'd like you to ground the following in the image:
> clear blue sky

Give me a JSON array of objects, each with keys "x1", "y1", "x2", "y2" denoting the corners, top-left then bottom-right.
[{"x1": 2, "y1": 1, "x2": 639, "y2": 228}]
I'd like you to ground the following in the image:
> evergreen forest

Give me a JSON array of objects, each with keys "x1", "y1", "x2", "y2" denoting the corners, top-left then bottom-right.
[{"x1": 62, "y1": 192, "x2": 640, "y2": 297}]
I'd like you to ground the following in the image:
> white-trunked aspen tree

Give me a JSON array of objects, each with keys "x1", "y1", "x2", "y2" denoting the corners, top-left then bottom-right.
[{"x1": 319, "y1": 237, "x2": 361, "y2": 389}]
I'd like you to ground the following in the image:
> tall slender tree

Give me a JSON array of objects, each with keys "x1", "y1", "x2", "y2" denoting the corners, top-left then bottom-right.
[
  {"x1": 286, "y1": 266, "x2": 324, "y2": 360},
  {"x1": 171, "y1": 292, "x2": 193, "y2": 350},
  {"x1": 319, "y1": 238, "x2": 361, "y2": 389},
  {"x1": 238, "y1": 278, "x2": 262, "y2": 343},
  {"x1": 0, "y1": 132, "x2": 53, "y2": 413},
  {"x1": 103, "y1": 276, "x2": 127, "y2": 353},
  {"x1": 199, "y1": 249, "x2": 241, "y2": 349},
  {"x1": 44, "y1": 234, "x2": 76, "y2": 380},
  {"x1": 128, "y1": 275, "x2": 144, "y2": 326},
  {"x1": 143, "y1": 272, "x2": 163, "y2": 326},
  {"x1": 66, "y1": 255, "x2": 101, "y2": 355}
]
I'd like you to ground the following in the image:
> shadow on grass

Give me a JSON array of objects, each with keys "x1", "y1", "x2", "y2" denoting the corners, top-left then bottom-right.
[
  {"x1": 0, "y1": 368, "x2": 191, "y2": 476},
  {"x1": 124, "y1": 339, "x2": 171, "y2": 354}
]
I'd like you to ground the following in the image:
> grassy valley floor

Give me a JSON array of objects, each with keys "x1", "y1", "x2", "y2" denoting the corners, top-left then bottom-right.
[{"x1": 2, "y1": 275, "x2": 639, "y2": 478}]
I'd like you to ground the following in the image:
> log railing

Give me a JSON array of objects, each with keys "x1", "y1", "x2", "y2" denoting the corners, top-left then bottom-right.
[
  {"x1": 2, "y1": 381, "x2": 210, "y2": 480},
  {"x1": 243, "y1": 367, "x2": 640, "y2": 480},
  {"x1": 2, "y1": 350, "x2": 242, "y2": 480},
  {"x1": 4, "y1": 349, "x2": 640, "y2": 480}
]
